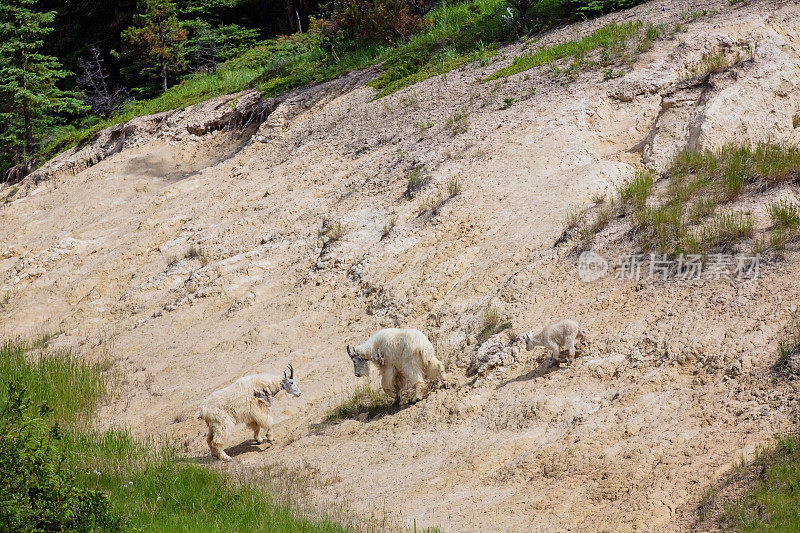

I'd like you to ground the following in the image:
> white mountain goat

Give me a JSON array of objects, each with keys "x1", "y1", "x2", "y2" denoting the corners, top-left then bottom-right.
[
  {"x1": 195, "y1": 365, "x2": 301, "y2": 461},
  {"x1": 347, "y1": 328, "x2": 445, "y2": 404},
  {"x1": 524, "y1": 319, "x2": 587, "y2": 365}
]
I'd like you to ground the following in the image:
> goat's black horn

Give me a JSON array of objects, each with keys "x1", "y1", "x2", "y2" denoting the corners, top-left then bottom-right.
[{"x1": 288, "y1": 364, "x2": 294, "y2": 378}]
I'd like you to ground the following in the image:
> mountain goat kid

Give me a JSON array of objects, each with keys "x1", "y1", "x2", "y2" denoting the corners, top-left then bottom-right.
[
  {"x1": 524, "y1": 319, "x2": 587, "y2": 366},
  {"x1": 347, "y1": 328, "x2": 445, "y2": 404},
  {"x1": 195, "y1": 365, "x2": 301, "y2": 462}
]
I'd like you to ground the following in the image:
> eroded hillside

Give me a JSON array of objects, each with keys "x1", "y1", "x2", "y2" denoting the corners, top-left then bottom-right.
[{"x1": 2, "y1": 0, "x2": 800, "y2": 530}]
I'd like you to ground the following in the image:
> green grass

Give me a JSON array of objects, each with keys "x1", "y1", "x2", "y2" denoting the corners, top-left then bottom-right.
[
  {"x1": 776, "y1": 319, "x2": 800, "y2": 376},
  {"x1": 477, "y1": 304, "x2": 512, "y2": 343},
  {"x1": 34, "y1": 0, "x2": 665, "y2": 171},
  {"x1": 618, "y1": 170, "x2": 655, "y2": 210},
  {"x1": 485, "y1": 21, "x2": 643, "y2": 80},
  {"x1": 38, "y1": 0, "x2": 510, "y2": 165},
  {"x1": 406, "y1": 164, "x2": 428, "y2": 196},
  {"x1": 321, "y1": 384, "x2": 395, "y2": 425},
  {"x1": 601, "y1": 144, "x2": 800, "y2": 254},
  {"x1": 695, "y1": 212, "x2": 755, "y2": 250},
  {"x1": 0, "y1": 341, "x2": 109, "y2": 424},
  {"x1": 720, "y1": 435, "x2": 800, "y2": 532},
  {"x1": 769, "y1": 199, "x2": 800, "y2": 230},
  {"x1": 679, "y1": 48, "x2": 752, "y2": 82},
  {"x1": 0, "y1": 341, "x2": 348, "y2": 532},
  {"x1": 367, "y1": 0, "x2": 509, "y2": 98}
]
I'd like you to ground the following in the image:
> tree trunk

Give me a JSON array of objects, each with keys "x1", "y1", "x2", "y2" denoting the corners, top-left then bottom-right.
[
  {"x1": 161, "y1": 63, "x2": 168, "y2": 93},
  {"x1": 22, "y1": 74, "x2": 33, "y2": 153}
]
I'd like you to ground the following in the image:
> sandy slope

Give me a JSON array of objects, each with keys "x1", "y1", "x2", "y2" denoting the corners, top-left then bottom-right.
[{"x1": 2, "y1": 0, "x2": 800, "y2": 530}]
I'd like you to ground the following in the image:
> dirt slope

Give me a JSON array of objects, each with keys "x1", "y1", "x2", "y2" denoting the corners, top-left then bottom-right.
[{"x1": 2, "y1": 0, "x2": 800, "y2": 531}]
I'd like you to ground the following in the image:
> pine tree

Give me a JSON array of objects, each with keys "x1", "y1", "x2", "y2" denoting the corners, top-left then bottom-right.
[
  {"x1": 0, "y1": 0, "x2": 84, "y2": 164},
  {"x1": 122, "y1": 0, "x2": 187, "y2": 93}
]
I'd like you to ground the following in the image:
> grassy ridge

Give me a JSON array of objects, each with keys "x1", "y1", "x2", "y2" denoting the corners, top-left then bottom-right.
[
  {"x1": 723, "y1": 435, "x2": 800, "y2": 532},
  {"x1": 578, "y1": 144, "x2": 800, "y2": 255},
  {"x1": 0, "y1": 341, "x2": 347, "y2": 532},
  {"x1": 484, "y1": 20, "x2": 643, "y2": 80}
]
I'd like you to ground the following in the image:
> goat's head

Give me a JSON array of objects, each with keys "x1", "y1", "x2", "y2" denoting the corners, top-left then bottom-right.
[
  {"x1": 523, "y1": 331, "x2": 535, "y2": 351},
  {"x1": 281, "y1": 364, "x2": 301, "y2": 397},
  {"x1": 346, "y1": 345, "x2": 369, "y2": 377}
]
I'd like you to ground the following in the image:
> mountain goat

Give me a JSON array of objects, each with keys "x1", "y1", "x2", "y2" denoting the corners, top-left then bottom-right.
[
  {"x1": 195, "y1": 365, "x2": 301, "y2": 462},
  {"x1": 347, "y1": 328, "x2": 445, "y2": 404},
  {"x1": 524, "y1": 319, "x2": 586, "y2": 365}
]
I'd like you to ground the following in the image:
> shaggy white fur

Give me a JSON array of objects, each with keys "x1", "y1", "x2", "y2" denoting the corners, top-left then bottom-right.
[
  {"x1": 195, "y1": 366, "x2": 300, "y2": 461},
  {"x1": 524, "y1": 319, "x2": 586, "y2": 365},
  {"x1": 347, "y1": 328, "x2": 445, "y2": 403}
]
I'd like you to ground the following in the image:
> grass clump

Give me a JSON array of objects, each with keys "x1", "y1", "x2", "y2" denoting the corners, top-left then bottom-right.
[
  {"x1": 500, "y1": 96, "x2": 517, "y2": 109},
  {"x1": 485, "y1": 21, "x2": 643, "y2": 81},
  {"x1": 0, "y1": 341, "x2": 348, "y2": 532},
  {"x1": 618, "y1": 170, "x2": 655, "y2": 210},
  {"x1": 322, "y1": 384, "x2": 394, "y2": 425},
  {"x1": 445, "y1": 110, "x2": 469, "y2": 135},
  {"x1": 417, "y1": 192, "x2": 446, "y2": 216},
  {"x1": 319, "y1": 220, "x2": 344, "y2": 244},
  {"x1": 695, "y1": 212, "x2": 755, "y2": 250},
  {"x1": 381, "y1": 214, "x2": 397, "y2": 239},
  {"x1": 776, "y1": 317, "x2": 800, "y2": 376},
  {"x1": 184, "y1": 245, "x2": 209, "y2": 266},
  {"x1": 406, "y1": 164, "x2": 428, "y2": 197},
  {"x1": 769, "y1": 199, "x2": 800, "y2": 230},
  {"x1": 606, "y1": 144, "x2": 800, "y2": 254},
  {"x1": 679, "y1": 48, "x2": 752, "y2": 82},
  {"x1": 477, "y1": 304, "x2": 512, "y2": 343},
  {"x1": 447, "y1": 177, "x2": 463, "y2": 198}
]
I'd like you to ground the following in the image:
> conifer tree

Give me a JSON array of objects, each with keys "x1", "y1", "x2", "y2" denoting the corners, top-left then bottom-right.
[
  {"x1": 122, "y1": 0, "x2": 187, "y2": 93},
  {"x1": 0, "y1": 0, "x2": 83, "y2": 164}
]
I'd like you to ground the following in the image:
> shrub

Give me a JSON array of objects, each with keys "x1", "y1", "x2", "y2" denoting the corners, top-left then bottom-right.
[
  {"x1": 329, "y1": 0, "x2": 428, "y2": 48},
  {"x1": 0, "y1": 381, "x2": 122, "y2": 532},
  {"x1": 560, "y1": 0, "x2": 645, "y2": 19}
]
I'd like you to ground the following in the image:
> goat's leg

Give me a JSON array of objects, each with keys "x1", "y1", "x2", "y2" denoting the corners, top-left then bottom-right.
[
  {"x1": 409, "y1": 378, "x2": 426, "y2": 404},
  {"x1": 381, "y1": 366, "x2": 399, "y2": 404},
  {"x1": 208, "y1": 425, "x2": 232, "y2": 462},
  {"x1": 248, "y1": 422, "x2": 263, "y2": 444},
  {"x1": 567, "y1": 338, "x2": 576, "y2": 364},
  {"x1": 548, "y1": 344, "x2": 562, "y2": 364},
  {"x1": 262, "y1": 413, "x2": 275, "y2": 444}
]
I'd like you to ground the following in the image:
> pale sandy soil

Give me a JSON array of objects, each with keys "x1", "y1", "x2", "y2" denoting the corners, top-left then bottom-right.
[{"x1": 2, "y1": 0, "x2": 800, "y2": 531}]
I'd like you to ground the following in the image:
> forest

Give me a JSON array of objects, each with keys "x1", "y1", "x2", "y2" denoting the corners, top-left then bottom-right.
[{"x1": 0, "y1": 0, "x2": 642, "y2": 178}]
